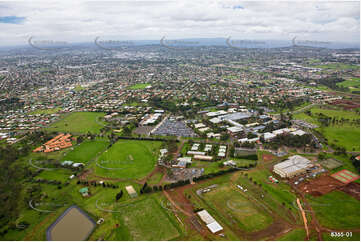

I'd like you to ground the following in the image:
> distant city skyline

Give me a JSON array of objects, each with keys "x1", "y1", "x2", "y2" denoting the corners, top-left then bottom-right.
[{"x1": 0, "y1": 0, "x2": 359, "y2": 46}]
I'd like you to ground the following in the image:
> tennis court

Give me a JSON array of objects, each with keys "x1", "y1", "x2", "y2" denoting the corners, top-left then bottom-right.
[{"x1": 331, "y1": 169, "x2": 359, "y2": 184}]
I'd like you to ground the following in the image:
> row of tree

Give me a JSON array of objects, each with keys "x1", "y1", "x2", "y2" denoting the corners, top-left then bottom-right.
[{"x1": 76, "y1": 180, "x2": 119, "y2": 189}]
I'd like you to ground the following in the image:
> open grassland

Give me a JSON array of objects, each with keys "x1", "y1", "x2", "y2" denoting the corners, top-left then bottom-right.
[
  {"x1": 277, "y1": 228, "x2": 307, "y2": 241},
  {"x1": 62, "y1": 139, "x2": 109, "y2": 163},
  {"x1": 185, "y1": 174, "x2": 244, "y2": 240},
  {"x1": 237, "y1": 169, "x2": 300, "y2": 223},
  {"x1": 73, "y1": 85, "x2": 85, "y2": 91},
  {"x1": 147, "y1": 171, "x2": 163, "y2": 185},
  {"x1": 112, "y1": 197, "x2": 181, "y2": 240},
  {"x1": 128, "y1": 83, "x2": 150, "y2": 90},
  {"x1": 293, "y1": 107, "x2": 360, "y2": 151},
  {"x1": 312, "y1": 63, "x2": 359, "y2": 70},
  {"x1": 190, "y1": 160, "x2": 221, "y2": 174},
  {"x1": 94, "y1": 140, "x2": 162, "y2": 179},
  {"x1": 5, "y1": 174, "x2": 145, "y2": 241},
  {"x1": 320, "y1": 126, "x2": 360, "y2": 151},
  {"x1": 308, "y1": 191, "x2": 360, "y2": 229},
  {"x1": 36, "y1": 169, "x2": 73, "y2": 182},
  {"x1": 337, "y1": 78, "x2": 360, "y2": 92},
  {"x1": 202, "y1": 183, "x2": 273, "y2": 232},
  {"x1": 47, "y1": 112, "x2": 105, "y2": 134},
  {"x1": 3, "y1": 183, "x2": 78, "y2": 241}
]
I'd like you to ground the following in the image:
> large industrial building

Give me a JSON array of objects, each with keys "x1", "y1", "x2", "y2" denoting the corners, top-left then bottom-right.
[{"x1": 273, "y1": 155, "x2": 312, "y2": 178}]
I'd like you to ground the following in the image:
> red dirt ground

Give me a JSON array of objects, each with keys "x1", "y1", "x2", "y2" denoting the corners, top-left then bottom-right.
[
  {"x1": 262, "y1": 153, "x2": 276, "y2": 162},
  {"x1": 338, "y1": 182, "x2": 360, "y2": 200},
  {"x1": 298, "y1": 175, "x2": 344, "y2": 196},
  {"x1": 329, "y1": 99, "x2": 360, "y2": 110}
]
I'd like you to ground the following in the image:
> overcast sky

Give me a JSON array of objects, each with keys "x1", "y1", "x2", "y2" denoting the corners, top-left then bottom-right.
[{"x1": 0, "y1": 0, "x2": 359, "y2": 46}]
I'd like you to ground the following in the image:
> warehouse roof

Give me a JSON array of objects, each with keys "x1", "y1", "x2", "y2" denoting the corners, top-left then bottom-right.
[
  {"x1": 197, "y1": 210, "x2": 215, "y2": 224},
  {"x1": 207, "y1": 221, "x2": 223, "y2": 233}
]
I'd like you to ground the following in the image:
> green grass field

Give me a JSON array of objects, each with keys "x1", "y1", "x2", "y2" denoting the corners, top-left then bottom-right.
[
  {"x1": 202, "y1": 183, "x2": 273, "y2": 232},
  {"x1": 35, "y1": 169, "x2": 73, "y2": 182},
  {"x1": 337, "y1": 78, "x2": 360, "y2": 92},
  {"x1": 277, "y1": 228, "x2": 307, "y2": 241},
  {"x1": 128, "y1": 83, "x2": 150, "y2": 90},
  {"x1": 238, "y1": 169, "x2": 299, "y2": 222},
  {"x1": 47, "y1": 112, "x2": 106, "y2": 134},
  {"x1": 62, "y1": 139, "x2": 109, "y2": 163},
  {"x1": 308, "y1": 191, "x2": 360, "y2": 229},
  {"x1": 312, "y1": 63, "x2": 359, "y2": 70},
  {"x1": 94, "y1": 140, "x2": 162, "y2": 179},
  {"x1": 147, "y1": 172, "x2": 163, "y2": 185},
  {"x1": 112, "y1": 197, "x2": 180, "y2": 240},
  {"x1": 73, "y1": 85, "x2": 85, "y2": 91},
  {"x1": 293, "y1": 107, "x2": 360, "y2": 151}
]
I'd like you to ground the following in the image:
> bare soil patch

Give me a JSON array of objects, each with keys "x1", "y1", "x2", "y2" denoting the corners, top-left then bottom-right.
[
  {"x1": 262, "y1": 153, "x2": 276, "y2": 162},
  {"x1": 298, "y1": 175, "x2": 344, "y2": 196},
  {"x1": 338, "y1": 182, "x2": 360, "y2": 200}
]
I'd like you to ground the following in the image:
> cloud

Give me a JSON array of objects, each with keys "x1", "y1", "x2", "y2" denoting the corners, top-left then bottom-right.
[{"x1": 0, "y1": 0, "x2": 359, "y2": 46}]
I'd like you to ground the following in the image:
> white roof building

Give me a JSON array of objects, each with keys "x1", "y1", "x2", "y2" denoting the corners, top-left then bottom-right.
[
  {"x1": 207, "y1": 222, "x2": 223, "y2": 234},
  {"x1": 206, "y1": 110, "x2": 228, "y2": 117},
  {"x1": 194, "y1": 155, "x2": 213, "y2": 161},
  {"x1": 125, "y1": 185, "x2": 138, "y2": 198},
  {"x1": 177, "y1": 157, "x2": 192, "y2": 163},
  {"x1": 197, "y1": 210, "x2": 223, "y2": 234},
  {"x1": 209, "y1": 117, "x2": 222, "y2": 124},
  {"x1": 273, "y1": 155, "x2": 312, "y2": 178},
  {"x1": 227, "y1": 126, "x2": 243, "y2": 133},
  {"x1": 264, "y1": 132, "x2": 276, "y2": 141},
  {"x1": 195, "y1": 123, "x2": 206, "y2": 129},
  {"x1": 187, "y1": 151, "x2": 206, "y2": 156},
  {"x1": 218, "y1": 152, "x2": 226, "y2": 157},
  {"x1": 199, "y1": 127, "x2": 210, "y2": 132},
  {"x1": 197, "y1": 210, "x2": 215, "y2": 224},
  {"x1": 291, "y1": 130, "x2": 306, "y2": 136}
]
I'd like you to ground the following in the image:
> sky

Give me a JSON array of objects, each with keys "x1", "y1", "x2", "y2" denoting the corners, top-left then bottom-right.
[{"x1": 0, "y1": 0, "x2": 359, "y2": 46}]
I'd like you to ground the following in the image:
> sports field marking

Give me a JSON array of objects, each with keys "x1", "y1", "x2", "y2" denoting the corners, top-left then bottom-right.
[
  {"x1": 339, "y1": 173, "x2": 352, "y2": 180},
  {"x1": 331, "y1": 169, "x2": 360, "y2": 184}
]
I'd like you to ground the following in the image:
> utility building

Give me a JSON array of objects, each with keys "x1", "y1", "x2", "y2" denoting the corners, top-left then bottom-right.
[{"x1": 273, "y1": 155, "x2": 312, "y2": 178}]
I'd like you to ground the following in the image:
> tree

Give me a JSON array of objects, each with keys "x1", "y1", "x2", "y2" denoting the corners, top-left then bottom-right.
[
  {"x1": 318, "y1": 152, "x2": 326, "y2": 160},
  {"x1": 116, "y1": 193, "x2": 121, "y2": 201},
  {"x1": 220, "y1": 133, "x2": 230, "y2": 141}
]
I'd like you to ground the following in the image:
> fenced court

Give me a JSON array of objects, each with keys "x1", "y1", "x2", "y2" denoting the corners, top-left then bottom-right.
[
  {"x1": 319, "y1": 158, "x2": 343, "y2": 170},
  {"x1": 331, "y1": 169, "x2": 360, "y2": 184}
]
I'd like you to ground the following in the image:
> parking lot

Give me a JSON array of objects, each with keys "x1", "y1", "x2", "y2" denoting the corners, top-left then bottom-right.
[{"x1": 152, "y1": 118, "x2": 198, "y2": 137}]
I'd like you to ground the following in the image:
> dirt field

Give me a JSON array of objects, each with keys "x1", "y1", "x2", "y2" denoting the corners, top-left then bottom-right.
[
  {"x1": 338, "y1": 182, "x2": 360, "y2": 200},
  {"x1": 262, "y1": 153, "x2": 276, "y2": 162},
  {"x1": 329, "y1": 99, "x2": 360, "y2": 110},
  {"x1": 297, "y1": 175, "x2": 344, "y2": 196},
  {"x1": 163, "y1": 184, "x2": 212, "y2": 240}
]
